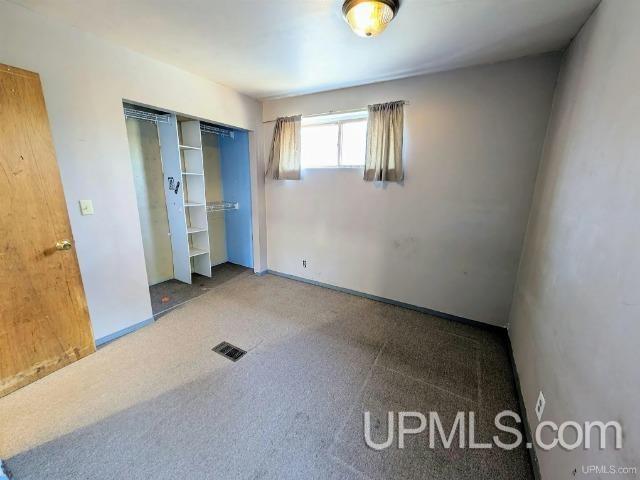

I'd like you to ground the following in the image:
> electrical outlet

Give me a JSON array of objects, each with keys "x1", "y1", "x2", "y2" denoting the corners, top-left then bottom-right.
[
  {"x1": 535, "y1": 391, "x2": 545, "y2": 421},
  {"x1": 302, "y1": 259, "x2": 307, "y2": 268}
]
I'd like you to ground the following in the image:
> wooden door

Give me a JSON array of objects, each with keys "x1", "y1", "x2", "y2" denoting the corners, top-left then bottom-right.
[{"x1": 0, "y1": 64, "x2": 95, "y2": 398}]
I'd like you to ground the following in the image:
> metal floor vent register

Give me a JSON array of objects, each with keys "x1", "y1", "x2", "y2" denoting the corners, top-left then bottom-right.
[{"x1": 212, "y1": 342, "x2": 246, "y2": 362}]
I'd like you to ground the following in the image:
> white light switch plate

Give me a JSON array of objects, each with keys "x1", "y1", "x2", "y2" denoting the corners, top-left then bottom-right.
[
  {"x1": 535, "y1": 391, "x2": 546, "y2": 421},
  {"x1": 79, "y1": 199, "x2": 94, "y2": 215}
]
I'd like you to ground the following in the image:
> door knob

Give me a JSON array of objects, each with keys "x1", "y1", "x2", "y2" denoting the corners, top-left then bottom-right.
[{"x1": 55, "y1": 239, "x2": 72, "y2": 251}]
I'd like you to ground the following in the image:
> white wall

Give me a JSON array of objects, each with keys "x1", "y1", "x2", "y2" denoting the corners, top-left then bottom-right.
[
  {"x1": 509, "y1": 0, "x2": 639, "y2": 475},
  {"x1": 0, "y1": 0, "x2": 262, "y2": 340},
  {"x1": 125, "y1": 118, "x2": 173, "y2": 286},
  {"x1": 203, "y1": 133, "x2": 228, "y2": 266},
  {"x1": 262, "y1": 55, "x2": 560, "y2": 326}
]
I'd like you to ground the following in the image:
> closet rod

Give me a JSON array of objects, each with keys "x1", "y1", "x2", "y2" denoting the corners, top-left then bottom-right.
[
  {"x1": 123, "y1": 107, "x2": 170, "y2": 124},
  {"x1": 200, "y1": 123, "x2": 235, "y2": 138},
  {"x1": 206, "y1": 201, "x2": 239, "y2": 212},
  {"x1": 261, "y1": 101, "x2": 409, "y2": 124}
]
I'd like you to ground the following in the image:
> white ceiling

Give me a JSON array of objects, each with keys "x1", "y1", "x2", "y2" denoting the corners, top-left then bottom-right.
[{"x1": 12, "y1": 0, "x2": 599, "y2": 99}]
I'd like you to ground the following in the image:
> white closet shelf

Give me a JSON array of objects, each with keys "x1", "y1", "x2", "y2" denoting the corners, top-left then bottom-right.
[
  {"x1": 156, "y1": 114, "x2": 213, "y2": 283},
  {"x1": 189, "y1": 247, "x2": 208, "y2": 257}
]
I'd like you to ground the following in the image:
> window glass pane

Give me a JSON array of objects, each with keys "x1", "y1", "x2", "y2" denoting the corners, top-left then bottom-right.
[
  {"x1": 301, "y1": 124, "x2": 339, "y2": 168},
  {"x1": 340, "y1": 120, "x2": 367, "y2": 166}
]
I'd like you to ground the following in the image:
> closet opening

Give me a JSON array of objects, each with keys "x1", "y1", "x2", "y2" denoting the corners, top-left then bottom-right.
[{"x1": 124, "y1": 103, "x2": 253, "y2": 317}]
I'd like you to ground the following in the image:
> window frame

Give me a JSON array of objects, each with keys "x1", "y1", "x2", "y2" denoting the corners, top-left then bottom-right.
[{"x1": 301, "y1": 110, "x2": 368, "y2": 169}]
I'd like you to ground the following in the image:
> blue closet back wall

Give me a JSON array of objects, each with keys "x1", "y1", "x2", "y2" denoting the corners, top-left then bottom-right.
[{"x1": 220, "y1": 131, "x2": 253, "y2": 269}]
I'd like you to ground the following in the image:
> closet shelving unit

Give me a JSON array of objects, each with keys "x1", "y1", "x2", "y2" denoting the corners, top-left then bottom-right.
[
  {"x1": 158, "y1": 116, "x2": 212, "y2": 283},
  {"x1": 126, "y1": 103, "x2": 253, "y2": 285}
]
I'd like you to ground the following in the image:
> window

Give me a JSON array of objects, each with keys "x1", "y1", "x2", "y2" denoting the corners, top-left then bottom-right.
[{"x1": 301, "y1": 111, "x2": 367, "y2": 169}]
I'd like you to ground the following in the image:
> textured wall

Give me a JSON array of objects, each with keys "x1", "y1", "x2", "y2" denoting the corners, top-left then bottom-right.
[
  {"x1": 263, "y1": 55, "x2": 560, "y2": 326},
  {"x1": 509, "y1": 1, "x2": 639, "y2": 476}
]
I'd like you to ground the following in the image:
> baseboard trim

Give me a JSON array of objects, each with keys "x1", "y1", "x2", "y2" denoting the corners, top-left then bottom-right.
[
  {"x1": 266, "y1": 270, "x2": 506, "y2": 333},
  {"x1": 1, "y1": 459, "x2": 11, "y2": 479},
  {"x1": 95, "y1": 317, "x2": 154, "y2": 347},
  {"x1": 506, "y1": 335, "x2": 542, "y2": 480}
]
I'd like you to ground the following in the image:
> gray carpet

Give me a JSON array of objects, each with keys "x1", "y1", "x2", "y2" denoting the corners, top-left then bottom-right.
[{"x1": 0, "y1": 273, "x2": 532, "y2": 479}]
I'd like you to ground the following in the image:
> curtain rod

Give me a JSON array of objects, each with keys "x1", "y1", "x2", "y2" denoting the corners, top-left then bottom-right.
[{"x1": 262, "y1": 101, "x2": 409, "y2": 124}]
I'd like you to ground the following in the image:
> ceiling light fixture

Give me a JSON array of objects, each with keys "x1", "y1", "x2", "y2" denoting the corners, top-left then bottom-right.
[{"x1": 342, "y1": 0, "x2": 399, "y2": 38}]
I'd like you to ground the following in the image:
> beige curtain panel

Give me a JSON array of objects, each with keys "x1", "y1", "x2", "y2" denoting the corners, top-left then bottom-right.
[
  {"x1": 266, "y1": 115, "x2": 302, "y2": 180},
  {"x1": 364, "y1": 101, "x2": 405, "y2": 182}
]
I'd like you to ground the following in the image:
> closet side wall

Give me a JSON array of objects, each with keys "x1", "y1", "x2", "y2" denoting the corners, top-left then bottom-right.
[
  {"x1": 220, "y1": 131, "x2": 253, "y2": 269},
  {"x1": 203, "y1": 133, "x2": 228, "y2": 266},
  {"x1": 126, "y1": 118, "x2": 173, "y2": 285}
]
